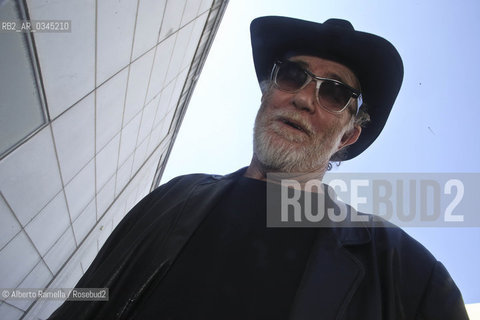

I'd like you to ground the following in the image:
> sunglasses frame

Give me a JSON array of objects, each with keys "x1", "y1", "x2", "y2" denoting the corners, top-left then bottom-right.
[{"x1": 271, "y1": 60, "x2": 363, "y2": 115}]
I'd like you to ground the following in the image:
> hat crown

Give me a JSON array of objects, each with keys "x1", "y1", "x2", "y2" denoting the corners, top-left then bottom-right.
[{"x1": 323, "y1": 18, "x2": 354, "y2": 31}]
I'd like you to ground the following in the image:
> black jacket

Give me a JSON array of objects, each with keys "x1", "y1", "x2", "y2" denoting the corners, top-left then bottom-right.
[{"x1": 49, "y1": 168, "x2": 468, "y2": 320}]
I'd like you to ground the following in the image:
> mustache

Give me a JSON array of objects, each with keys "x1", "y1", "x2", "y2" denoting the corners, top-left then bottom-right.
[{"x1": 270, "y1": 110, "x2": 314, "y2": 137}]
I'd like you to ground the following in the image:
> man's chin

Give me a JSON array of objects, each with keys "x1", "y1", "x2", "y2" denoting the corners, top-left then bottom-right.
[
  {"x1": 254, "y1": 143, "x2": 317, "y2": 173},
  {"x1": 253, "y1": 126, "x2": 332, "y2": 173}
]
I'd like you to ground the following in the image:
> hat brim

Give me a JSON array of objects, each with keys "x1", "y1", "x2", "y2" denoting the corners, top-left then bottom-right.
[{"x1": 250, "y1": 16, "x2": 404, "y2": 160}]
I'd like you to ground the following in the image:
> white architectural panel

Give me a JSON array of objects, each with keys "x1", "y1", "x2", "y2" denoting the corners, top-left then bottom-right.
[
  {"x1": 26, "y1": 0, "x2": 96, "y2": 119},
  {"x1": 123, "y1": 49, "x2": 156, "y2": 124},
  {"x1": 95, "y1": 68, "x2": 129, "y2": 151},
  {"x1": 0, "y1": 1, "x2": 229, "y2": 319},
  {"x1": 0, "y1": 231, "x2": 40, "y2": 290},
  {"x1": 0, "y1": 194, "x2": 21, "y2": 250},
  {"x1": 43, "y1": 227, "x2": 76, "y2": 275},
  {"x1": 146, "y1": 34, "x2": 177, "y2": 103},
  {"x1": 0, "y1": 127, "x2": 62, "y2": 226},
  {"x1": 72, "y1": 199, "x2": 97, "y2": 244},
  {"x1": 6, "y1": 260, "x2": 53, "y2": 311},
  {"x1": 63, "y1": 159, "x2": 95, "y2": 221},
  {"x1": 95, "y1": 133, "x2": 121, "y2": 191},
  {"x1": 24, "y1": 192, "x2": 70, "y2": 257},
  {"x1": 96, "y1": 0, "x2": 138, "y2": 84},
  {"x1": 159, "y1": 0, "x2": 187, "y2": 41},
  {"x1": 132, "y1": 0, "x2": 167, "y2": 60},
  {"x1": 51, "y1": 93, "x2": 95, "y2": 184},
  {"x1": 182, "y1": 0, "x2": 204, "y2": 26}
]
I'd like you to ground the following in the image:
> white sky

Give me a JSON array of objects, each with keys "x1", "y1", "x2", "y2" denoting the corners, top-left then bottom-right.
[{"x1": 162, "y1": 0, "x2": 480, "y2": 303}]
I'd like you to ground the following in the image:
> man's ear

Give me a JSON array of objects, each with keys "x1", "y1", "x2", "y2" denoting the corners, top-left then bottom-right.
[
  {"x1": 338, "y1": 125, "x2": 362, "y2": 150},
  {"x1": 260, "y1": 80, "x2": 273, "y2": 100}
]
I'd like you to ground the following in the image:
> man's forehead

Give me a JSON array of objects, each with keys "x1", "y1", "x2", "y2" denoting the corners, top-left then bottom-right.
[{"x1": 288, "y1": 55, "x2": 361, "y2": 89}]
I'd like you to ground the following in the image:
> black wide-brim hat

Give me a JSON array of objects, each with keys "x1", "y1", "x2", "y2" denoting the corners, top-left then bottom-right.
[{"x1": 250, "y1": 16, "x2": 404, "y2": 160}]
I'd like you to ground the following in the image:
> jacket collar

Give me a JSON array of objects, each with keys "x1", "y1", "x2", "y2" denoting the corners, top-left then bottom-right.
[{"x1": 289, "y1": 227, "x2": 367, "y2": 320}]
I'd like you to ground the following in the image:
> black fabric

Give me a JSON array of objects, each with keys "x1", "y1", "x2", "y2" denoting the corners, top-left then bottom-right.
[
  {"x1": 47, "y1": 169, "x2": 468, "y2": 320},
  {"x1": 130, "y1": 176, "x2": 317, "y2": 319}
]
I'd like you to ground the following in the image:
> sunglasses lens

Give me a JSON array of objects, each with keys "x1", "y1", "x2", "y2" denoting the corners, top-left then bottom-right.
[
  {"x1": 318, "y1": 80, "x2": 351, "y2": 112},
  {"x1": 273, "y1": 61, "x2": 356, "y2": 113},
  {"x1": 275, "y1": 62, "x2": 307, "y2": 91}
]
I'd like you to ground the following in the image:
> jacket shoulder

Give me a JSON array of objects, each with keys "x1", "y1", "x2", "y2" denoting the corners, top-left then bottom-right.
[
  {"x1": 369, "y1": 221, "x2": 435, "y2": 263},
  {"x1": 361, "y1": 222, "x2": 467, "y2": 319}
]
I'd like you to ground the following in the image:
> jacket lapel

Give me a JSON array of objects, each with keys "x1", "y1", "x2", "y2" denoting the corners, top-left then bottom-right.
[
  {"x1": 290, "y1": 229, "x2": 367, "y2": 320},
  {"x1": 289, "y1": 198, "x2": 371, "y2": 320}
]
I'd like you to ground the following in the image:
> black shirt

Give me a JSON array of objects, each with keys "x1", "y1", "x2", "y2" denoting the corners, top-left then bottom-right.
[{"x1": 132, "y1": 176, "x2": 317, "y2": 320}]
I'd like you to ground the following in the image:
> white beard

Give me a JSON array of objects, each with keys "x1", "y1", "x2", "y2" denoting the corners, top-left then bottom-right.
[{"x1": 253, "y1": 101, "x2": 341, "y2": 174}]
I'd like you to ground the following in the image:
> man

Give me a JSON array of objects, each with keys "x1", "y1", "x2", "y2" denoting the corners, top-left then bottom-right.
[{"x1": 49, "y1": 16, "x2": 468, "y2": 319}]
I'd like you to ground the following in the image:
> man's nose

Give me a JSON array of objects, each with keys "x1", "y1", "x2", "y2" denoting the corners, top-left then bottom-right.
[{"x1": 292, "y1": 80, "x2": 317, "y2": 113}]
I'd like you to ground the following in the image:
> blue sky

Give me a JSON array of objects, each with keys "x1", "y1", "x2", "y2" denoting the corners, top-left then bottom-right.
[{"x1": 162, "y1": 0, "x2": 480, "y2": 303}]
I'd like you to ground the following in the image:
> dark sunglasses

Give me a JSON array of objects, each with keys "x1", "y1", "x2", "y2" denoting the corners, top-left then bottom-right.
[{"x1": 271, "y1": 60, "x2": 363, "y2": 115}]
